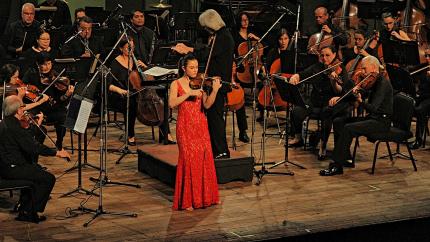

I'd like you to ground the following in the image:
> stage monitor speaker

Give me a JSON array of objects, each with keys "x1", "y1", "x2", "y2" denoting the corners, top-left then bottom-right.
[{"x1": 105, "y1": 0, "x2": 144, "y2": 15}]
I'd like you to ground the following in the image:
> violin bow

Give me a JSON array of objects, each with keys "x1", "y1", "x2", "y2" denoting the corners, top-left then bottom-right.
[
  {"x1": 201, "y1": 34, "x2": 217, "y2": 89},
  {"x1": 335, "y1": 73, "x2": 373, "y2": 105},
  {"x1": 298, "y1": 61, "x2": 343, "y2": 84},
  {"x1": 40, "y1": 68, "x2": 66, "y2": 95}
]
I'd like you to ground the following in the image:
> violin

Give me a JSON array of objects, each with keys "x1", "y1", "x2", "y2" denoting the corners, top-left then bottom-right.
[
  {"x1": 40, "y1": 70, "x2": 70, "y2": 92},
  {"x1": 1, "y1": 79, "x2": 42, "y2": 103},
  {"x1": 19, "y1": 112, "x2": 42, "y2": 129},
  {"x1": 335, "y1": 72, "x2": 379, "y2": 105},
  {"x1": 189, "y1": 74, "x2": 238, "y2": 93},
  {"x1": 325, "y1": 59, "x2": 344, "y2": 85}
]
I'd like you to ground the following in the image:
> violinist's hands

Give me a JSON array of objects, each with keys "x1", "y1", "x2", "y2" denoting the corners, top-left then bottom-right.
[
  {"x1": 40, "y1": 94, "x2": 50, "y2": 103},
  {"x1": 358, "y1": 48, "x2": 369, "y2": 57},
  {"x1": 188, "y1": 89, "x2": 203, "y2": 98},
  {"x1": 17, "y1": 87, "x2": 26, "y2": 99},
  {"x1": 81, "y1": 50, "x2": 91, "y2": 58},
  {"x1": 321, "y1": 24, "x2": 332, "y2": 34},
  {"x1": 329, "y1": 97, "x2": 340, "y2": 107},
  {"x1": 117, "y1": 88, "x2": 128, "y2": 96},
  {"x1": 289, "y1": 74, "x2": 300, "y2": 85},
  {"x1": 391, "y1": 31, "x2": 401, "y2": 40},
  {"x1": 329, "y1": 71, "x2": 339, "y2": 82},
  {"x1": 211, "y1": 77, "x2": 222, "y2": 92},
  {"x1": 56, "y1": 149, "x2": 71, "y2": 161},
  {"x1": 16, "y1": 47, "x2": 23, "y2": 53},
  {"x1": 36, "y1": 112, "x2": 44, "y2": 126},
  {"x1": 355, "y1": 92, "x2": 363, "y2": 103},
  {"x1": 172, "y1": 43, "x2": 193, "y2": 54},
  {"x1": 66, "y1": 85, "x2": 74, "y2": 97},
  {"x1": 248, "y1": 33, "x2": 260, "y2": 41}
]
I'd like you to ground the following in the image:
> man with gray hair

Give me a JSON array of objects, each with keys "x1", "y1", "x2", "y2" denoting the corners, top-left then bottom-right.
[
  {"x1": 320, "y1": 55, "x2": 393, "y2": 176},
  {"x1": 1, "y1": 2, "x2": 40, "y2": 58},
  {"x1": 0, "y1": 95, "x2": 70, "y2": 223}
]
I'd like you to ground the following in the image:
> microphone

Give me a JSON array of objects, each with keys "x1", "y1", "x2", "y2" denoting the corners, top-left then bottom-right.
[
  {"x1": 275, "y1": 5, "x2": 296, "y2": 16},
  {"x1": 64, "y1": 30, "x2": 82, "y2": 44},
  {"x1": 101, "y1": 4, "x2": 123, "y2": 27}
]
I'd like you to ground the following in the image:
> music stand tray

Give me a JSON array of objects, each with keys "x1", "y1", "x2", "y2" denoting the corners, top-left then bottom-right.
[{"x1": 273, "y1": 77, "x2": 306, "y2": 108}]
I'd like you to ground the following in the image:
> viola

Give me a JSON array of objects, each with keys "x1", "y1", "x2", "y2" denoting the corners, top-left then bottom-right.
[
  {"x1": 335, "y1": 72, "x2": 379, "y2": 105},
  {"x1": 19, "y1": 112, "x2": 42, "y2": 129},
  {"x1": 40, "y1": 70, "x2": 70, "y2": 92}
]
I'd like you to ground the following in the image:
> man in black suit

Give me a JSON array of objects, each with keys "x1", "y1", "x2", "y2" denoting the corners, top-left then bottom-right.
[{"x1": 0, "y1": 95, "x2": 70, "y2": 223}]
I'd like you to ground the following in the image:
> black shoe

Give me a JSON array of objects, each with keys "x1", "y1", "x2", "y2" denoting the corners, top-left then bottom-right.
[
  {"x1": 167, "y1": 140, "x2": 176, "y2": 145},
  {"x1": 288, "y1": 140, "x2": 304, "y2": 148},
  {"x1": 319, "y1": 163, "x2": 343, "y2": 176},
  {"x1": 409, "y1": 140, "x2": 422, "y2": 150},
  {"x1": 15, "y1": 211, "x2": 42, "y2": 223},
  {"x1": 215, "y1": 153, "x2": 230, "y2": 159},
  {"x1": 239, "y1": 133, "x2": 250, "y2": 143},
  {"x1": 317, "y1": 154, "x2": 326, "y2": 161},
  {"x1": 127, "y1": 140, "x2": 136, "y2": 146}
]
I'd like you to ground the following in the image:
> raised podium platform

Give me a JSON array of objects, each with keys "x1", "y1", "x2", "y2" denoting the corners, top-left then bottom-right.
[{"x1": 138, "y1": 145, "x2": 254, "y2": 187}]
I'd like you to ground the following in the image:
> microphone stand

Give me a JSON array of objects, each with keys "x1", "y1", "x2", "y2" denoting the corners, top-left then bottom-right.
[
  {"x1": 266, "y1": 1, "x2": 306, "y2": 175},
  {"x1": 1, "y1": 79, "x2": 6, "y2": 120},
  {"x1": 235, "y1": 11, "x2": 295, "y2": 185},
  {"x1": 71, "y1": 31, "x2": 138, "y2": 227},
  {"x1": 115, "y1": 20, "x2": 138, "y2": 165}
]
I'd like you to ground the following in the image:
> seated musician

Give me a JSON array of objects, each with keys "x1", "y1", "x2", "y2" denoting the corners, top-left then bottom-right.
[
  {"x1": 0, "y1": 95, "x2": 70, "y2": 223},
  {"x1": 258, "y1": 28, "x2": 294, "y2": 121},
  {"x1": 1, "y1": 63, "x2": 50, "y2": 145},
  {"x1": 128, "y1": 9, "x2": 175, "y2": 144},
  {"x1": 22, "y1": 29, "x2": 58, "y2": 75},
  {"x1": 106, "y1": 37, "x2": 141, "y2": 146},
  {"x1": 36, "y1": 0, "x2": 72, "y2": 30},
  {"x1": 339, "y1": 29, "x2": 378, "y2": 64},
  {"x1": 378, "y1": 11, "x2": 411, "y2": 43},
  {"x1": 22, "y1": 51, "x2": 74, "y2": 150},
  {"x1": 1, "y1": 3, "x2": 40, "y2": 58},
  {"x1": 289, "y1": 45, "x2": 352, "y2": 160},
  {"x1": 231, "y1": 11, "x2": 262, "y2": 143},
  {"x1": 308, "y1": 5, "x2": 348, "y2": 55},
  {"x1": 410, "y1": 48, "x2": 430, "y2": 149},
  {"x1": 320, "y1": 56, "x2": 393, "y2": 176}
]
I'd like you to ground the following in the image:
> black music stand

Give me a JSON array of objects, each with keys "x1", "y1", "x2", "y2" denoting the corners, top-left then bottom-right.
[{"x1": 383, "y1": 39, "x2": 420, "y2": 66}]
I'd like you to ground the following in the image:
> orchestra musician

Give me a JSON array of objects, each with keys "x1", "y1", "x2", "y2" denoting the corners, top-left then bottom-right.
[
  {"x1": 308, "y1": 6, "x2": 348, "y2": 55},
  {"x1": 22, "y1": 51, "x2": 74, "y2": 150},
  {"x1": 231, "y1": 11, "x2": 261, "y2": 143},
  {"x1": 172, "y1": 9, "x2": 234, "y2": 159},
  {"x1": 378, "y1": 11, "x2": 411, "y2": 43},
  {"x1": 128, "y1": 9, "x2": 175, "y2": 144},
  {"x1": 1, "y1": 3, "x2": 40, "y2": 58},
  {"x1": 36, "y1": 0, "x2": 72, "y2": 30},
  {"x1": 339, "y1": 29, "x2": 377, "y2": 64},
  {"x1": 22, "y1": 29, "x2": 58, "y2": 75},
  {"x1": 106, "y1": 37, "x2": 142, "y2": 146},
  {"x1": 320, "y1": 56, "x2": 393, "y2": 176},
  {"x1": 289, "y1": 45, "x2": 351, "y2": 160},
  {"x1": 0, "y1": 95, "x2": 70, "y2": 223},
  {"x1": 410, "y1": 48, "x2": 430, "y2": 149}
]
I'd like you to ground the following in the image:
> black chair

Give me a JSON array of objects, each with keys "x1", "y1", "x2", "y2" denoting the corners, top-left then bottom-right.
[
  {"x1": 352, "y1": 92, "x2": 418, "y2": 174},
  {"x1": 0, "y1": 177, "x2": 34, "y2": 213}
]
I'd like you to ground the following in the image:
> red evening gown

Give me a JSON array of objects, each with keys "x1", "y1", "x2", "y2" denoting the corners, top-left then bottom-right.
[{"x1": 172, "y1": 81, "x2": 220, "y2": 210}]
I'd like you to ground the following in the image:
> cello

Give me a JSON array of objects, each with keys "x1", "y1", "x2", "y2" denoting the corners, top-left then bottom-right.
[
  {"x1": 226, "y1": 61, "x2": 245, "y2": 111},
  {"x1": 236, "y1": 40, "x2": 264, "y2": 83},
  {"x1": 257, "y1": 58, "x2": 289, "y2": 108}
]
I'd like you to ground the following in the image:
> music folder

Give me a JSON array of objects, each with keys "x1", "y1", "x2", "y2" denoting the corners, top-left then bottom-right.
[{"x1": 64, "y1": 95, "x2": 94, "y2": 133}]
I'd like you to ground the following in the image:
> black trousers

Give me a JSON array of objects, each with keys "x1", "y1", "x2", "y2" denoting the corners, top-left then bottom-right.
[
  {"x1": 0, "y1": 164, "x2": 56, "y2": 213},
  {"x1": 110, "y1": 94, "x2": 137, "y2": 138},
  {"x1": 43, "y1": 107, "x2": 67, "y2": 150},
  {"x1": 207, "y1": 92, "x2": 229, "y2": 157},
  {"x1": 235, "y1": 105, "x2": 248, "y2": 134},
  {"x1": 332, "y1": 116, "x2": 391, "y2": 166},
  {"x1": 414, "y1": 98, "x2": 430, "y2": 142}
]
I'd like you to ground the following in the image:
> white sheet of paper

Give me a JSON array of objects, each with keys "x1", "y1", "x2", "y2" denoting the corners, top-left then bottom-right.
[
  {"x1": 143, "y1": 66, "x2": 178, "y2": 77},
  {"x1": 74, "y1": 99, "x2": 93, "y2": 133}
]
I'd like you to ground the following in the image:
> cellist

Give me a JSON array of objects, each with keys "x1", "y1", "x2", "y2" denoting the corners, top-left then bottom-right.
[
  {"x1": 339, "y1": 29, "x2": 378, "y2": 65},
  {"x1": 231, "y1": 11, "x2": 261, "y2": 143},
  {"x1": 308, "y1": 6, "x2": 348, "y2": 55}
]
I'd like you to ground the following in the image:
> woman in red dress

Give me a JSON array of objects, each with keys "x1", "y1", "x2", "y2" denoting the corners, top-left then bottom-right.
[{"x1": 169, "y1": 54, "x2": 221, "y2": 211}]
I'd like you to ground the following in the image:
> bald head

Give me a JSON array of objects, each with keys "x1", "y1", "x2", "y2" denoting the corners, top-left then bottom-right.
[{"x1": 314, "y1": 7, "x2": 329, "y2": 25}]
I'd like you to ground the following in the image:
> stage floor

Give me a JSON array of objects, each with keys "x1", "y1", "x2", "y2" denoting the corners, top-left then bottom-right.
[{"x1": 1, "y1": 108, "x2": 430, "y2": 241}]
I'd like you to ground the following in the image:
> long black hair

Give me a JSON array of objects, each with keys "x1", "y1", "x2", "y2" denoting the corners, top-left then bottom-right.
[
  {"x1": 0, "y1": 64, "x2": 19, "y2": 83},
  {"x1": 178, "y1": 54, "x2": 198, "y2": 77}
]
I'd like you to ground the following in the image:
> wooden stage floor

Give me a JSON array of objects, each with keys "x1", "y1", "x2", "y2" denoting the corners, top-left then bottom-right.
[{"x1": 1, "y1": 107, "x2": 430, "y2": 241}]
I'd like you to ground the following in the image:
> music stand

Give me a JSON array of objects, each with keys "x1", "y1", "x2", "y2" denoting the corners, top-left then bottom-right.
[
  {"x1": 386, "y1": 64, "x2": 416, "y2": 97},
  {"x1": 382, "y1": 39, "x2": 420, "y2": 66},
  {"x1": 272, "y1": 76, "x2": 307, "y2": 166}
]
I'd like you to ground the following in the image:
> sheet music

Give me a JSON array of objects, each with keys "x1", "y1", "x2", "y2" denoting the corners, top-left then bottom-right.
[
  {"x1": 143, "y1": 66, "x2": 178, "y2": 77},
  {"x1": 73, "y1": 98, "x2": 93, "y2": 133}
]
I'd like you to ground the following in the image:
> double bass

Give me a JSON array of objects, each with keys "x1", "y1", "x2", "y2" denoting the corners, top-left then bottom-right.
[{"x1": 130, "y1": 54, "x2": 164, "y2": 127}]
